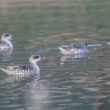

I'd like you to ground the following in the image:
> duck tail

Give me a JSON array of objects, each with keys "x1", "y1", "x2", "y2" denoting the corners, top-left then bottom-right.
[{"x1": 0, "y1": 68, "x2": 7, "y2": 73}]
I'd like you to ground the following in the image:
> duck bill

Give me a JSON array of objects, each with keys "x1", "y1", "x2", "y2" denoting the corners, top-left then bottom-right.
[{"x1": 58, "y1": 47, "x2": 63, "y2": 50}]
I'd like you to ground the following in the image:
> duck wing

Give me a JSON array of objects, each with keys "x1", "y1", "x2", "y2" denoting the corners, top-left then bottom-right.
[
  {"x1": 72, "y1": 44, "x2": 87, "y2": 49},
  {"x1": 0, "y1": 40, "x2": 10, "y2": 50}
]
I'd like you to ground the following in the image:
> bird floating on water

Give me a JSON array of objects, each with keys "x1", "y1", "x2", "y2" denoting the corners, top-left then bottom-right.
[
  {"x1": 0, "y1": 33, "x2": 13, "y2": 51},
  {"x1": 59, "y1": 43, "x2": 88, "y2": 55},
  {"x1": 0, "y1": 55, "x2": 41, "y2": 79}
]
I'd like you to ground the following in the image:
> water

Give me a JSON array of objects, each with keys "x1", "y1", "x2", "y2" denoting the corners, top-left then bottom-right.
[{"x1": 0, "y1": 0, "x2": 110, "y2": 110}]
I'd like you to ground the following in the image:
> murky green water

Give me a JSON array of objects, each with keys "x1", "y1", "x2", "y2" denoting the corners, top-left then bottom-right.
[{"x1": 0, "y1": 0, "x2": 110, "y2": 110}]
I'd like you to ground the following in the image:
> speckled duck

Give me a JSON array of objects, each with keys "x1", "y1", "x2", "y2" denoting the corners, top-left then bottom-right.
[{"x1": 0, "y1": 55, "x2": 41, "y2": 79}]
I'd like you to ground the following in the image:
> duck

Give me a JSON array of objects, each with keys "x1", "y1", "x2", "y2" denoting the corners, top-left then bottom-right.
[
  {"x1": 0, "y1": 33, "x2": 13, "y2": 51},
  {"x1": 59, "y1": 43, "x2": 88, "y2": 55},
  {"x1": 0, "y1": 55, "x2": 41, "y2": 79}
]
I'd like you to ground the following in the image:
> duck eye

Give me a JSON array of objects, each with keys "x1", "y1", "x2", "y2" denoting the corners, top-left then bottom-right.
[
  {"x1": 5, "y1": 34, "x2": 10, "y2": 37},
  {"x1": 34, "y1": 56, "x2": 39, "y2": 59}
]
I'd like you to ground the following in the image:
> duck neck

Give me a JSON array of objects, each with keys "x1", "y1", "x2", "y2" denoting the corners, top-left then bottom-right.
[
  {"x1": 31, "y1": 63, "x2": 40, "y2": 79},
  {"x1": 4, "y1": 40, "x2": 13, "y2": 48},
  {"x1": 31, "y1": 63, "x2": 40, "y2": 73}
]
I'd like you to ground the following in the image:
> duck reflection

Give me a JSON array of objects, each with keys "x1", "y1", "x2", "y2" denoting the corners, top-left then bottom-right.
[
  {"x1": 0, "y1": 48, "x2": 13, "y2": 61},
  {"x1": 60, "y1": 53, "x2": 88, "y2": 65},
  {"x1": 0, "y1": 74, "x2": 49, "y2": 110},
  {"x1": 0, "y1": 74, "x2": 39, "y2": 84}
]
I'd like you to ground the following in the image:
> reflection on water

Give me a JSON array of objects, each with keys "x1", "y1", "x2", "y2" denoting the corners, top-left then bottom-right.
[
  {"x1": 0, "y1": 75, "x2": 39, "y2": 84},
  {"x1": 0, "y1": 0, "x2": 110, "y2": 110},
  {"x1": 88, "y1": 44, "x2": 102, "y2": 47},
  {"x1": 0, "y1": 75, "x2": 49, "y2": 110},
  {"x1": 94, "y1": 73, "x2": 110, "y2": 110},
  {"x1": 0, "y1": 49, "x2": 13, "y2": 62},
  {"x1": 106, "y1": 42, "x2": 110, "y2": 45},
  {"x1": 25, "y1": 80, "x2": 49, "y2": 110},
  {"x1": 60, "y1": 53, "x2": 88, "y2": 65}
]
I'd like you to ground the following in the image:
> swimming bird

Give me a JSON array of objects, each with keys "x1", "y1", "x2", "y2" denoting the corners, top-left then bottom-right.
[
  {"x1": 0, "y1": 33, "x2": 13, "y2": 51},
  {"x1": 0, "y1": 55, "x2": 41, "y2": 79},
  {"x1": 59, "y1": 43, "x2": 88, "y2": 55}
]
